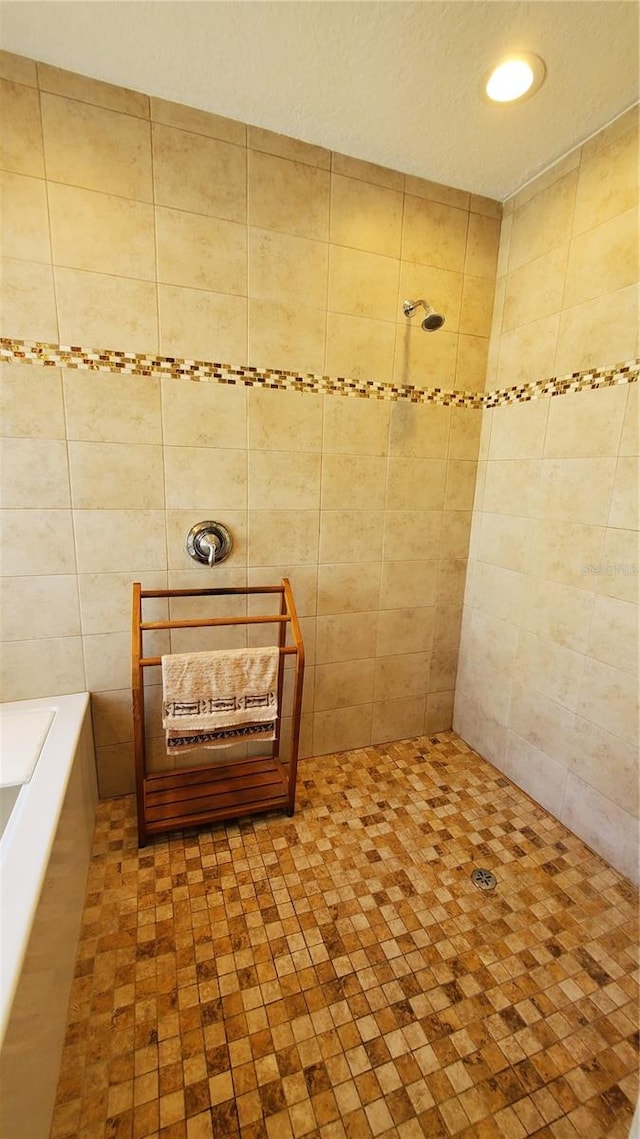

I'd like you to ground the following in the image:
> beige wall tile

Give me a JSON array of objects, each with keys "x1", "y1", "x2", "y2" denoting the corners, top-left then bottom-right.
[
  {"x1": 380, "y1": 561, "x2": 438, "y2": 610},
  {"x1": 425, "y1": 690, "x2": 455, "y2": 732},
  {"x1": 555, "y1": 285, "x2": 639, "y2": 375},
  {"x1": 313, "y1": 704, "x2": 371, "y2": 755},
  {"x1": 247, "y1": 126, "x2": 329, "y2": 169},
  {"x1": 248, "y1": 510, "x2": 319, "y2": 567},
  {"x1": 464, "y1": 608, "x2": 518, "y2": 674},
  {"x1": 595, "y1": 527, "x2": 639, "y2": 603},
  {"x1": 0, "y1": 575, "x2": 80, "y2": 641},
  {"x1": 317, "y1": 562, "x2": 381, "y2": 615},
  {"x1": 38, "y1": 63, "x2": 149, "y2": 118},
  {"x1": 436, "y1": 557, "x2": 468, "y2": 606},
  {"x1": 578, "y1": 656, "x2": 638, "y2": 745},
  {"x1": 0, "y1": 51, "x2": 37, "y2": 86},
  {"x1": 503, "y1": 732, "x2": 567, "y2": 817},
  {"x1": 389, "y1": 402, "x2": 450, "y2": 459},
  {"x1": 73, "y1": 509, "x2": 167, "y2": 573},
  {"x1": 152, "y1": 122, "x2": 245, "y2": 222},
  {"x1": 515, "y1": 629, "x2": 584, "y2": 711},
  {"x1": 78, "y1": 570, "x2": 167, "y2": 635},
  {"x1": 470, "y1": 195, "x2": 502, "y2": 219},
  {"x1": 573, "y1": 122, "x2": 639, "y2": 235},
  {"x1": 1, "y1": 364, "x2": 64, "y2": 437},
  {"x1": 42, "y1": 93, "x2": 152, "y2": 200},
  {"x1": 320, "y1": 510, "x2": 384, "y2": 564},
  {"x1": 56, "y1": 267, "x2": 157, "y2": 354},
  {"x1": 332, "y1": 152, "x2": 403, "y2": 192},
  {"x1": 544, "y1": 385, "x2": 627, "y2": 459},
  {"x1": 164, "y1": 445, "x2": 246, "y2": 510},
  {"x1": 393, "y1": 324, "x2": 458, "y2": 389},
  {"x1": 316, "y1": 612, "x2": 378, "y2": 663},
  {"x1": 249, "y1": 227, "x2": 328, "y2": 309},
  {"x1": 83, "y1": 630, "x2": 131, "y2": 692},
  {"x1": 536, "y1": 457, "x2": 617, "y2": 526},
  {"x1": 371, "y1": 696, "x2": 426, "y2": 745},
  {"x1": 429, "y1": 649, "x2": 458, "y2": 692},
  {"x1": 470, "y1": 562, "x2": 524, "y2": 626},
  {"x1": 383, "y1": 511, "x2": 442, "y2": 562},
  {"x1": 0, "y1": 509, "x2": 76, "y2": 576},
  {"x1": 609, "y1": 457, "x2": 639, "y2": 530},
  {"x1": 150, "y1": 96, "x2": 244, "y2": 145},
  {"x1": 398, "y1": 261, "x2": 463, "y2": 333},
  {"x1": 502, "y1": 244, "x2": 568, "y2": 333},
  {"x1": 588, "y1": 594, "x2": 638, "y2": 676},
  {"x1": 249, "y1": 150, "x2": 330, "y2": 241},
  {"x1": 459, "y1": 275, "x2": 494, "y2": 337},
  {"x1": 452, "y1": 690, "x2": 507, "y2": 769},
  {"x1": 0, "y1": 257, "x2": 57, "y2": 341},
  {"x1": 0, "y1": 172, "x2": 50, "y2": 262},
  {"x1": 374, "y1": 653, "x2": 430, "y2": 701},
  {"x1": 64, "y1": 371, "x2": 161, "y2": 443},
  {"x1": 464, "y1": 213, "x2": 500, "y2": 280},
  {"x1": 156, "y1": 206, "x2": 246, "y2": 295},
  {"x1": 455, "y1": 334, "x2": 489, "y2": 392},
  {"x1": 323, "y1": 391, "x2": 390, "y2": 456},
  {"x1": 561, "y1": 773, "x2": 638, "y2": 884},
  {"x1": 0, "y1": 437, "x2": 70, "y2": 507},
  {"x1": 496, "y1": 314, "x2": 560, "y2": 387},
  {"x1": 619, "y1": 383, "x2": 638, "y2": 457},
  {"x1": 249, "y1": 387, "x2": 322, "y2": 453},
  {"x1": 325, "y1": 312, "x2": 395, "y2": 385},
  {"x1": 49, "y1": 183, "x2": 155, "y2": 279},
  {"x1": 0, "y1": 636, "x2": 85, "y2": 701},
  {"x1": 456, "y1": 653, "x2": 511, "y2": 724},
  {"x1": 475, "y1": 513, "x2": 533, "y2": 573},
  {"x1": 162, "y1": 376, "x2": 245, "y2": 448},
  {"x1": 68, "y1": 441, "x2": 164, "y2": 509},
  {"x1": 322, "y1": 454, "x2": 386, "y2": 510},
  {"x1": 568, "y1": 716, "x2": 638, "y2": 814},
  {"x1": 508, "y1": 683, "x2": 574, "y2": 764},
  {"x1": 0, "y1": 79, "x2": 44, "y2": 177},
  {"x1": 248, "y1": 299, "x2": 326, "y2": 375},
  {"x1": 376, "y1": 606, "x2": 434, "y2": 656},
  {"x1": 404, "y1": 175, "x2": 469, "y2": 210},
  {"x1": 386, "y1": 458, "x2": 446, "y2": 511},
  {"x1": 314, "y1": 658, "x2": 375, "y2": 710},
  {"x1": 248, "y1": 564, "x2": 317, "y2": 617},
  {"x1": 402, "y1": 196, "x2": 468, "y2": 272},
  {"x1": 495, "y1": 213, "x2": 512, "y2": 279},
  {"x1": 444, "y1": 460, "x2": 476, "y2": 511},
  {"x1": 449, "y1": 409, "x2": 481, "y2": 460},
  {"x1": 330, "y1": 174, "x2": 403, "y2": 258},
  {"x1": 508, "y1": 170, "x2": 578, "y2": 272},
  {"x1": 512, "y1": 149, "x2": 581, "y2": 213},
  {"x1": 520, "y1": 576, "x2": 594, "y2": 653},
  {"x1": 249, "y1": 451, "x2": 320, "y2": 510},
  {"x1": 441, "y1": 511, "x2": 471, "y2": 559},
  {"x1": 529, "y1": 518, "x2": 605, "y2": 592},
  {"x1": 328, "y1": 245, "x2": 399, "y2": 322},
  {"x1": 91, "y1": 689, "x2": 134, "y2": 747},
  {"x1": 158, "y1": 285, "x2": 246, "y2": 362},
  {"x1": 564, "y1": 208, "x2": 639, "y2": 309},
  {"x1": 483, "y1": 459, "x2": 540, "y2": 517},
  {"x1": 488, "y1": 399, "x2": 549, "y2": 460},
  {"x1": 433, "y1": 605, "x2": 463, "y2": 657}
]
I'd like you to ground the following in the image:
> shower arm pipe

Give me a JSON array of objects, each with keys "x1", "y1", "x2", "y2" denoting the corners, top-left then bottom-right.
[{"x1": 403, "y1": 298, "x2": 428, "y2": 316}]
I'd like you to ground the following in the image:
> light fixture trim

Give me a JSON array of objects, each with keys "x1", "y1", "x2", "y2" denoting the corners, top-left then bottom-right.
[{"x1": 483, "y1": 52, "x2": 546, "y2": 104}]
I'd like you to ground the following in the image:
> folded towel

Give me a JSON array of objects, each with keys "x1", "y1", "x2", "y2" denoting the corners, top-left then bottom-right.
[{"x1": 162, "y1": 646, "x2": 279, "y2": 752}]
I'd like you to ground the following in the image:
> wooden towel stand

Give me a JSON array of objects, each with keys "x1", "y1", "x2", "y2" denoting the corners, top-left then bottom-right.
[{"x1": 131, "y1": 580, "x2": 305, "y2": 846}]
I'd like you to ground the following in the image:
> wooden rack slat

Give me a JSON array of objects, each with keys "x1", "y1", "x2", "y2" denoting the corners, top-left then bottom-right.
[{"x1": 131, "y1": 579, "x2": 304, "y2": 846}]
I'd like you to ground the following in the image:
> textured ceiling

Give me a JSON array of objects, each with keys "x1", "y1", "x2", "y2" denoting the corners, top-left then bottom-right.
[{"x1": 1, "y1": 0, "x2": 638, "y2": 200}]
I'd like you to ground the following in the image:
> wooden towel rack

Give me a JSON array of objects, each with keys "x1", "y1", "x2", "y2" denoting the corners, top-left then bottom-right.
[{"x1": 132, "y1": 580, "x2": 305, "y2": 846}]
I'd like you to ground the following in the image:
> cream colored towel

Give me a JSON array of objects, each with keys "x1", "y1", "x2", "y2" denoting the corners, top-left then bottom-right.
[{"x1": 162, "y1": 647, "x2": 279, "y2": 752}]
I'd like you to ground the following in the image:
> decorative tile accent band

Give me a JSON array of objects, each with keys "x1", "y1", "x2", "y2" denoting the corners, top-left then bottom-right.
[{"x1": 1, "y1": 337, "x2": 638, "y2": 409}]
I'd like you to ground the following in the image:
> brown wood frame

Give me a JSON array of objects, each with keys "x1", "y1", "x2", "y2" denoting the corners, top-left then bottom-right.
[{"x1": 131, "y1": 580, "x2": 305, "y2": 846}]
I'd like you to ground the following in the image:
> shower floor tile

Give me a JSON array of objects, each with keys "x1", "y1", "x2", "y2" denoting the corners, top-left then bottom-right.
[{"x1": 50, "y1": 732, "x2": 639, "y2": 1138}]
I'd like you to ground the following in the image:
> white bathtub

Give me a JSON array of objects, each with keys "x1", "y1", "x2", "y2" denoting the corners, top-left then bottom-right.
[{"x1": 0, "y1": 693, "x2": 98, "y2": 1139}]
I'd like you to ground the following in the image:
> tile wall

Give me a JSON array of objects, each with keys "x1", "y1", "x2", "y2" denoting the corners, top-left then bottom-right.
[
  {"x1": 0, "y1": 50, "x2": 498, "y2": 795},
  {"x1": 455, "y1": 109, "x2": 640, "y2": 883}
]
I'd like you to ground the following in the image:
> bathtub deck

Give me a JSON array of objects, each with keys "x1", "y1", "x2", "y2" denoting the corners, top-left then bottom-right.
[{"x1": 50, "y1": 731, "x2": 639, "y2": 1139}]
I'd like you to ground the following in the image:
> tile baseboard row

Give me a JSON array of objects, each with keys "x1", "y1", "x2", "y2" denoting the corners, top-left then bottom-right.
[{"x1": 1, "y1": 337, "x2": 638, "y2": 410}]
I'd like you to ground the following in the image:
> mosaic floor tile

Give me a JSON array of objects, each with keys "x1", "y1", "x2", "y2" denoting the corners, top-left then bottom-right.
[{"x1": 50, "y1": 732, "x2": 639, "y2": 1138}]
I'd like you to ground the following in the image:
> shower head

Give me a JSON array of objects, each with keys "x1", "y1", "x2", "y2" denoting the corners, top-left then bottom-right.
[{"x1": 403, "y1": 298, "x2": 445, "y2": 331}]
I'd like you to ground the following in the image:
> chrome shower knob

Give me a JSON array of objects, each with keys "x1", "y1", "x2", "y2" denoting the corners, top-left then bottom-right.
[{"x1": 186, "y1": 521, "x2": 233, "y2": 566}]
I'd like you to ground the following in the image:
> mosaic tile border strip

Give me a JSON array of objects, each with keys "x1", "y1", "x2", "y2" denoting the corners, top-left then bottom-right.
[{"x1": 1, "y1": 337, "x2": 638, "y2": 409}]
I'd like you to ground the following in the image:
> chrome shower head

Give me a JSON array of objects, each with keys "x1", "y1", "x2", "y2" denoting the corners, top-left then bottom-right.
[{"x1": 403, "y1": 298, "x2": 445, "y2": 331}]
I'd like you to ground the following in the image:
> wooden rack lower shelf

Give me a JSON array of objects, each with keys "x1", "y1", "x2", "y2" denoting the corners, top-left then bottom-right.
[{"x1": 132, "y1": 579, "x2": 305, "y2": 846}]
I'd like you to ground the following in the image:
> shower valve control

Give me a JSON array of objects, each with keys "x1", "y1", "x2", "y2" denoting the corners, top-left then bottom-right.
[{"x1": 186, "y1": 521, "x2": 233, "y2": 567}]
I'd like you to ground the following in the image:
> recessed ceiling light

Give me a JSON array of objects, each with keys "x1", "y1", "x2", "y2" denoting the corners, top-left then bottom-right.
[{"x1": 484, "y1": 53, "x2": 546, "y2": 104}]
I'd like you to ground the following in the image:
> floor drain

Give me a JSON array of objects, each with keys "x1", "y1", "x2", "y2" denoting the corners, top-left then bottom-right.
[{"x1": 471, "y1": 867, "x2": 497, "y2": 891}]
